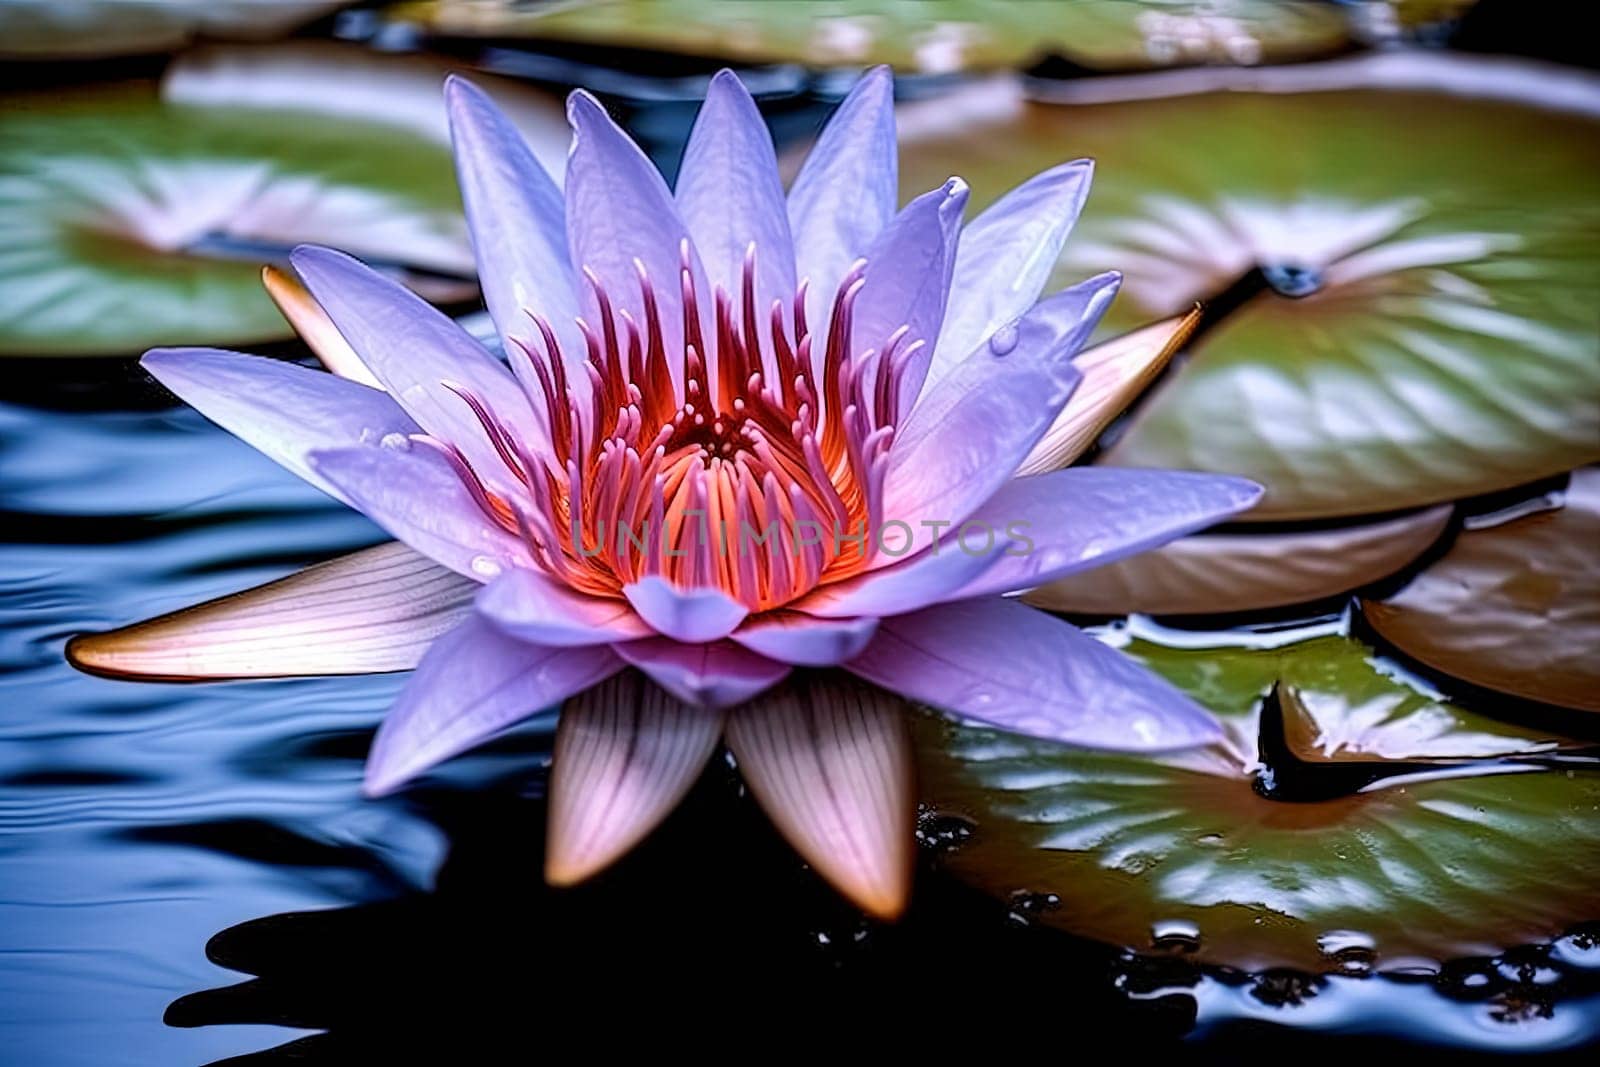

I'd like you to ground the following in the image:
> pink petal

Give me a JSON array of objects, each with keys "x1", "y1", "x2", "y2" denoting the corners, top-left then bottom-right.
[
  {"x1": 140, "y1": 347, "x2": 417, "y2": 507},
  {"x1": 309, "y1": 443, "x2": 531, "y2": 579},
  {"x1": 612, "y1": 637, "x2": 788, "y2": 710},
  {"x1": 845, "y1": 598, "x2": 1222, "y2": 751},
  {"x1": 931, "y1": 160, "x2": 1094, "y2": 384},
  {"x1": 622, "y1": 576, "x2": 748, "y2": 643},
  {"x1": 952, "y1": 468, "x2": 1263, "y2": 599},
  {"x1": 730, "y1": 612, "x2": 878, "y2": 666},
  {"x1": 365, "y1": 616, "x2": 623, "y2": 796},
  {"x1": 477, "y1": 567, "x2": 650, "y2": 646},
  {"x1": 546, "y1": 671, "x2": 725, "y2": 885},
  {"x1": 291, "y1": 245, "x2": 543, "y2": 490},
  {"x1": 675, "y1": 69, "x2": 796, "y2": 326},
  {"x1": 444, "y1": 75, "x2": 585, "y2": 381},
  {"x1": 792, "y1": 536, "x2": 1009, "y2": 619},
  {"x1": 787, "y1": 66, "x2": 896, "y2": 327},
  {"x1": 724, "y1": 674, "x2": 914, "y2": 920},
  {"x1": 67, "y1": 542, "x2": 473, "y2": 680}
]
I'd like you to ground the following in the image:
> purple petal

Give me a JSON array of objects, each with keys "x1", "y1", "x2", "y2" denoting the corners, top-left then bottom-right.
[
  {"x1": 546, "y1": 671, "x2": 724, "y2": 885},
  {"x1": 793, "y1": 536, "x2": 1009, "y2": 619},
  {"x1": 854, "y1": 178, "x2": 967, "y2": 416},
  {"x1": 724, "y1": 673, "x2": 914, "y2": 920},
  {"x1": 565, "y1": 91, "x2": 709, "y2": 383},
  {"x1": 67, "y1": 542, "x2": 473, "y2": 680},
  {"x1": 622, "y1": 576, "x2": 748, "y2": 643},
  {"x1": 953, "y1": 468, "x2": 1264, "y2": 599},
  {"x1": 291, "y1": 245, "x2": 542, "y2": 493},
  {"x1": 444, "y1": 75, "x2": 585, "y2": 381},
  {"x1": 477, "y1": 567, "x2": 650, "y2": 646},
  {"x1": 730, "y1": 612, "x2": 878, "y2": 666},
  {"x1": 845, "y1": 597, "x2": 1223, "y2": 751},
  {"x1": 879, "y1": 274, "x2": 1119, "y2": 561},
  {"x1": 309, "y1": 444, "x2": 531, "y2": 579},
  {"x1": 674, "y1": 69, "x2": 796, "y2": 335},
  {"x1": 787, "y1": 66, "x2": 896, "y2": 326},
  {"x1": 364, "y1": 616, "x2": 623, "y2": 795},
  {"x1": 140, "y1": 347, "x2": 417, "y2": 506},
  {"x1": 931, "y1": 160, "x2": 1094, "y2": 385},
  {"x1": 613, "y1": 637, "x2": 788, "y2": 710}
]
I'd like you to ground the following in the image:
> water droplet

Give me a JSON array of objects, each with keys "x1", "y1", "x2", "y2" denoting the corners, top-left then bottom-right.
[
  {"x1": 470, "y1": 555, "x2": 503, "y2": 579},
  {"x1": 1196, "y1": 832, "x2": 1225, "y2": 847},
  {"x1": 987, "y1": 323, "x2": 1019, "y2": 356},
  {"x1": 380, "y1": 432, "x2": 411, "y2": 451},
  {"x1": 914, "y1": 806, "x2": 975, "y2": 854},
  {"x1": 1318, "y1": 929, "x2": 1377, "y2": 974},
  {"x1": 1150, "y1": 919, "x2": 1201, "y2": 953}
]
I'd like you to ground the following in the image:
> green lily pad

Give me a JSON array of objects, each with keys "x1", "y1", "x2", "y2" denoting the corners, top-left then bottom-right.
[
  {"x1": 391, "y1": 0, "x2": 1349, "y2": 74},
  {"x1": 914, "y1": 631, "x2": 1600, "y2": 971},
  {"x1": 0, "y1": 45, "x2": 564, "y2": 358},
  {"x1": 897, "y1": 65, "x2": 1600, "y2": 519},
  {"x1": 1363, "y1": 469, "x2": 1600, "y2": 713},
  {"x1": 0, "y1": 1, "x2": 353, "y2": 59}
]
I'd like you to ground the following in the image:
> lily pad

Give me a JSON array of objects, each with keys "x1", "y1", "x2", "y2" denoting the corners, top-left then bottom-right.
[
  {"x1": 914, "y1": 631, "x2": 1600, "y2": 971},
  {"x1": 1363, "y1": 470, "x2": 1600, "y2": 713},
  {"x1": 390, "y1": 0, "x2": 1349, "y2": 74},
  {"x1": 0, "y1": 44, "x2": 565, "y2": 358},
  {"x1": 0, "y1": 1, "x2": 353, "y2": 59},
  {"x1": 896, "y1": 62, "x2": 1600, "y2": 519},
  {"x1": 1026, "y1": 505, "x2": 1452, "y2": 616}
]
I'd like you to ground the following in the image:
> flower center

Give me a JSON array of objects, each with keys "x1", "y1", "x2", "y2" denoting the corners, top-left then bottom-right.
[{"x1": 429, "y1": 242, "x2": 923, "y2": 612}]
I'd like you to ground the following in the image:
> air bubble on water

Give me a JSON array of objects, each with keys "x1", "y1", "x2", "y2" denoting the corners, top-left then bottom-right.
[
  {"x1": 470, "y1": 555, "x2": 503, "y2": 578},
  {"x1": 1150, "y1": 919, "x2": 1201, "y2": 953},
  {"x1": 988, "y1": 323, "x2": 1019, "y2": 356},
  {"x1": 1319, "y1": 929, "x2": 1377, "y2": 974}
]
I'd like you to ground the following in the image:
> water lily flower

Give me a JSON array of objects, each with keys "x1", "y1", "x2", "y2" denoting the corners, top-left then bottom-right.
[{"x1": 68, "y1": 68, "x2": 1261, "y2": 918}]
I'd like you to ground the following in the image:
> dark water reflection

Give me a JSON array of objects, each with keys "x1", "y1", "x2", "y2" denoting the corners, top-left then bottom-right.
[{"x1": 5, "y1": 392, "x2": 1599, "y2": 1064}]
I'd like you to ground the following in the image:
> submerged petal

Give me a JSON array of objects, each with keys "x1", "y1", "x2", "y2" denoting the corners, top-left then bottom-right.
[
  {"x1": 1017, "y1": 311, "x2": 1200, "y2": 476},
  {"x1": 953, "y1": 468, "x2": 1263, "y2": 599},
  {"x1": 310, "y1": 444, "x2": 531, "y2": 579},
  {"x1": 724, "y1": 673, "x2": 915, "y2": 920},
  {"x1": 140, "y1": 347, "x2": 417, "y2": 507},
  {"x1": 622, "y1": 576, "x2": 749, "y2": 643},
  {"x1": 67, "y1": 543, "x2": 473, "y2": 680},
  {"x1": 477, "y1": 567, "x2": 650, "y2": 646},
  {"x1": 365, "y1": 616, "x2": 623, "y2": 796},
  {"x1": 444, "y1": 75, "x2": 585, "y2": 377},
  {"x1": 930, "y1": 160, "x2": 1094, "y2": 384},
  {"x1": 787, "y1": 66, "x2": 896, "y2": 326},
  {"x1": 546, "y1": 671, "x2": 725, "y2": 886},
  {"x1": 675, "y1": 69, "x2": 796, "y2": 318},
  {"x1": 730, "y1": 612, "x2": 878, "y2": 667},
  {"x1": 846, "y1": 598, "x2": 1223, "y2": 751},
  {"x1": 613, "y1": 637, "x2": 788, "y2": 710}
]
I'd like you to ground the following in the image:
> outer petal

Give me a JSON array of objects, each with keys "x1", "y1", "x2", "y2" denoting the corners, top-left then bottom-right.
[
  {"x1": 309, "y1": 444, "x2": 531, "y2": 579},
  {"x1": 477, "y1": 567, "x2": 650, "y2": 646},
  {"x1": 364, "y1": 616, "x2": 624, "y2": 796},
  {"x1": 845, "y1": 598, "x2": 1223, "y2": 751},
  {"x1": 930, "y1": 160, "x2": 1094, "y2": 385},
  {"x1": 291, "y1": 245, "x2": 542, "y2": 490},
  {"x1": 261, "y1": 264, "x2": 381, "y2": 387},
  {"x1": 854, "y1": 178, "x2": 967, "y2": 415},
  {"x1": 879, "y1": 274, "x2": 1119, "y2": 561},
  {"x1": 787, "y1": 66, "x2": 896, "y2": 327},
  {"x1": 1016, "y1": 311, "x2": 1199, "y2": 476},
  {"x1": 613, "y1": 637, "x2": 788, "y2": 710},
  {"x1": 622, "y1": 576, "x2": 748, "y2": 643},
  {"x1": 730, "y1": 612, "x2": 878, "y2": 667},
  {"x1": 674, "y1": 69, "x2": 796, "y2": 333},
  {"x1": 67, "y1": 543, "x2": 473, "y2": 680},
  {"x1": 140, "y1": 347, "x2": 417, "y2": 507},
  {"x1": 444, "y1": 75, "x2": 585, "y2": 380},
  {"x1": 792, "y1": 536, "x2": 1010, "y2": 619},
  {"x1": 565, "y1": 91, "x2": 710, "y2": 384},
  {"x1": 952, "y1": 468, "x2": 1264, "y2": 599},
  {"x1": 724, "y1": 673, "x2": 915, "y2": 920},
  {"x1": 546, "y1": 671, "x2": 724, "y2": 886}
]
